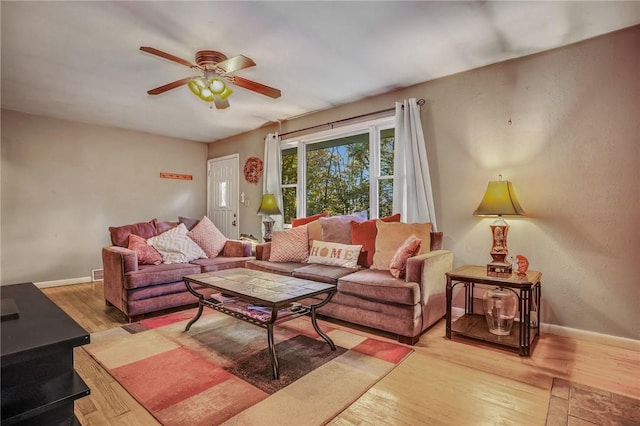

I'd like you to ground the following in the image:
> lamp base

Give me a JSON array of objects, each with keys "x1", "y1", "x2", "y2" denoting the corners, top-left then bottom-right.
[
  {"x1": 262, "y1": 216, "x2": 275, "y2": 242},
  {"x1": 487, "y1": 261, "x2": 512, "y2": 278}
]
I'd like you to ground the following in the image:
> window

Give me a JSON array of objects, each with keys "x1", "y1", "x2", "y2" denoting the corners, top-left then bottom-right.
[{"x1": 281, "y1": 117, "x2": 394, "y2": 224}]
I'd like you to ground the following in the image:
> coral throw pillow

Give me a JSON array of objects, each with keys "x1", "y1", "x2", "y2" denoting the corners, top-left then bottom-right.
[
  {"x1": 127, "y1": 234, "x2": 162, "y2": 265},
  {"x1": 147, "y1": 223, "x2": 206, "y2": 264},
  {"x1": 291, "y1": 211, "x2": 329, "y2": 227},
  {"x1": 350, "y1": 214, "x2": 401, "y2": 268},
  {"x1": 187, "y1": 216, "x2": 227, "y2": 258},
  {"x1": 308, "y1": 241, "x2": 362, "y2": 269},
  {"x1": 372, "y1": 221, "x2": 432, "y2": 270},
  {"x1": 269, "y1": 225, "x2": 309, "y2": 263},
  {"x1": 389, "y1": 235, "x2": 422, "y2": 279}
]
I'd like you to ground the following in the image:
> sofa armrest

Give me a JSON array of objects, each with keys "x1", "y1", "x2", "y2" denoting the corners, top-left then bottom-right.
[
  {"x1": 102, "y1": 246, "x2": 138, "y2": 314},
  {"x1": 405, "y1": 249, "x2": 454, "y2": 300},
  {"x1": 103, "y1": 246, "x2": 138, "y2": 274},
  {"x1": 221, "y1": 240, "x2": 253, "y2": 257},
  {"x1": 255, "y1": 242, "x2": 272, "y2": 260}
]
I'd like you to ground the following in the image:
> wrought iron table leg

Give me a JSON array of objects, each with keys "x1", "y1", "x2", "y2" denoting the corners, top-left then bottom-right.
[
  {"x1": 310, "y1": 291, "x2": 336, "y2": 350},
  {"x1": 267, "y1": 323, "x2": 279, "y2": 379},
  {"x1": 184, "y1": 279, "x2": 204, "y2": 332}
]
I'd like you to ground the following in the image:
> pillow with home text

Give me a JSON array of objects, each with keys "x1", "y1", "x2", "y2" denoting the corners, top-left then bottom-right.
[{"x1": 307, "y1": 240, "x2": 362, "y2": 269}]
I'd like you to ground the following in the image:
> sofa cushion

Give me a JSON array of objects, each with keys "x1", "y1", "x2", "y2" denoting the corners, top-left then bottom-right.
[
  {"x1": 308, "y1": 241, "x2": 362, "y2": 268},
  {"x1": 187, "y1": 216, "x2": 227, "y2": 258},
  {"x1": 190, "y1": 256, "x2": 252, "y2": 273},
  {"x1": 337, "y1": 269, "x2": 420, "y2": 305},
  {"x1": 389, "y1": 235, "x2": 422, "y2": 279},
  {"x1": 318, "y1": 214, "x2": 367, "y2": 244},
  {"x1": 269, "y1": 225, "x2": 309, "y2": 262},
  {"x1": 292, "y1": 264, "x2": 357, "y2": 285},
  {"x1": 372, "y1": 221, "x2": 432, "y2": 270},
  {"x1": 127, "y1": 234, "x2": 162, "y2": 265},
  {"x1": 109, "y1": 218, "x2": 157, "y2": 247},
  {"x1": 350, "y1": 213, "x2": 401, "y2": 268},
  {"x1": 291, "y1": 211, "x2": 329, "y2": 227},
  {"x1": 124, "y1": 262, "x2": 201, "y2": 290},
  {"x1": 246, "y1": 259, "x2": 304, "y2": 276},
  {"x1": 147, "y1": 223, "x2": 206, "y2": 264}
]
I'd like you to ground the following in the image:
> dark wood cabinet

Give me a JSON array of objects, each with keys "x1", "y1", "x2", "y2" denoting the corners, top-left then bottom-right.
[{"x1": 1, "y1": 283, "x2": 90, "y2": 425}]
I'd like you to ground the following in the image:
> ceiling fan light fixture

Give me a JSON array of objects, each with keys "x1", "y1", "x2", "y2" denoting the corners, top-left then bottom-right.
[{"x1": 188, "y1": 76, "x2": 232, "y2": 103}]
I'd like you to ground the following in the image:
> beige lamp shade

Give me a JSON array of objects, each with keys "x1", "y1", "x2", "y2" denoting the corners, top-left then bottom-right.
[
  {"x1": 473, "y1": 180, "x2": 525, "y2": 217},
  {"x1": 257, "y1": 194, "x2": 282, "y2": 216}
]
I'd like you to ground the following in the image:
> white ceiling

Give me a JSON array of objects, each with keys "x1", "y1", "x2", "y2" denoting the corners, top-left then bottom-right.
[{"x1": 2, "y1": 1, "x2": 638, "y2": 143}]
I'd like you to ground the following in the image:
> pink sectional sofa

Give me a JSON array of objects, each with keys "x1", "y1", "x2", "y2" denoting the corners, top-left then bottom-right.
[
  {"x1": 102, "y1": 218, "x2": 254, "y2": 322},
  {"x1": 246, "y1": 214, "x2": 454, "y2": 345}
]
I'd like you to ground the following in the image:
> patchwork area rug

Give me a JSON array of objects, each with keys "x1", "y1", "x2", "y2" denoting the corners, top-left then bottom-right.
[
  {"x1": 84, "y1": 308, "x2": 412, "y2": 425},
  {"x1": 545, "y1": 377, "x2": 640, "y2": 426}
]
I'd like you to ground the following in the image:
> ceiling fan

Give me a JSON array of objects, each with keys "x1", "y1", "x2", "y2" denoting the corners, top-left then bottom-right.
[{"x1": 140, "y1": 46, "x2": 281, "y2": 109}]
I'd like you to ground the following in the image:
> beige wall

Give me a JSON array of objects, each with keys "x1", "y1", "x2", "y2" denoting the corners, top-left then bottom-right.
[
  {"x1": 209, "y1": 26, "x2": 640, "y2": 340},
  {"x1": 1, "y1": 111, "x2": 208, "y2": 284}
]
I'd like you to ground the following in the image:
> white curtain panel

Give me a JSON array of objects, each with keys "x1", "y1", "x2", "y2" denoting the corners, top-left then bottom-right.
[
  {"x1": 263, "y1": 133, "x2": 284, "y2": 231},
  {"x1": 392, "y1": 98, "x2": 438, "y2": 231}
]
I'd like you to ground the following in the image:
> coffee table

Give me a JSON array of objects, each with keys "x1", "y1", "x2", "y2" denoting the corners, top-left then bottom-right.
[{"x1": 182, "y1": 268, "x2": 337, "y2": 379}]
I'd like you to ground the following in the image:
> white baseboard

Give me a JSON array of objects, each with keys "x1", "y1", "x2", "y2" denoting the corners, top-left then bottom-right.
[
  {"x1": 34, "y1": 276, "x2": 92, "y2": 288},
  {"x1": 450, "y1": 307, "x2": 639, "y2": 351}
]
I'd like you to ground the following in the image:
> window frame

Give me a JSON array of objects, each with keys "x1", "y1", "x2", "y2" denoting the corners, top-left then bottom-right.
[{"x1": 280, "y1": 116, "x2": 394, "y2": 222}]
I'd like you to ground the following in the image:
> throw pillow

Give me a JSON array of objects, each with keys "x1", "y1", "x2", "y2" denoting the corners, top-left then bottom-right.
[
  {"x1": 372, "y1": 221, "x2": 432, "y2": 270},
  {"x1": 350, "y1": 213, "x2": 401, "y2": 268},
  {"x1": 147, "y1": 223, "x2": 206, "y2": 264},
  {"x1": 291, "y1": 211, "x2": 329, "y2": 227},
  {"x1": 307, "y1": 220, "x2": 322, "y2": 247},
  {"x1": 127, "y1": 234, "x2": 162, "y2": 265},
  {"x1": 109, "y1": 218, "x2": 158, "y2": 247},
  {"x1": 319, "y1": 214, "x2": 367, "y2": 245},
  {"x1": 155, "y1": 220, "x2": 177, "y2": 234},
  {"x1": 269, "y1": 225, "x2": 309, "y2": 263},
  {"x1": 308, "y1": 241, "x2": 362, "y2": 269},
  {"x1": 389, "y1": 235, "x2": 422, "y2": 279},
  {"x1": 178, "y1": 216, "x2": 200, "y2": 231},
  {"x1": 187, "y1": 216, "x2": 227, "y2": 258}
]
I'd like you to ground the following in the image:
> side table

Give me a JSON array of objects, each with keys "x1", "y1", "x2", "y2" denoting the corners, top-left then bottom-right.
[{"x1": 446, "y1": 265, "x2": 542, "y2": 356}]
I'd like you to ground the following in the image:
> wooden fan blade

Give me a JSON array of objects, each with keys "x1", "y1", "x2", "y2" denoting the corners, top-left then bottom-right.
[
  {"x1": 214, "y1": 55, "x2": 256, "y2": 74},
  {"x1": 224, "y1": 75, "x2": 281, "y2": 99},
  {"x1": 140, "y1": 46, "x2": 197, "y2": 69},
  {"x1": 147, "y1": 77, "x2": 194, "y2": 95}
]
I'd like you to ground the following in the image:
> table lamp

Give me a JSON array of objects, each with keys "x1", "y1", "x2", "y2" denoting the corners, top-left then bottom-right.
[
  {"x1": 257, "y1": 193, "x2": 282, "y2": 242},
  {"x1": 473, "y1": 175, "x2": 525, "y2": 277}
]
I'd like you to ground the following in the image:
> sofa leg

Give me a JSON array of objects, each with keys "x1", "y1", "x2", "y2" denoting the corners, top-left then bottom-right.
[
  {"x1": 398, "y1": 335, "x2": 419, "y2": 346},
  {"x1": 128, "y1": 314, "x2": 144, "y2": 323}
]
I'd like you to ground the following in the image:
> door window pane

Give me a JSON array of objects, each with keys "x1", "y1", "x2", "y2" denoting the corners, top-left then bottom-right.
[{"x1": 218, "y1": 181, "x2": 227, "y2": 208}]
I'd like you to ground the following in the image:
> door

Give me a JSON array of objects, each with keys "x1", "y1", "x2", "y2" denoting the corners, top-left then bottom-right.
[{"x1": 207, "y1": 154, "x2": 239, "y2": 239}]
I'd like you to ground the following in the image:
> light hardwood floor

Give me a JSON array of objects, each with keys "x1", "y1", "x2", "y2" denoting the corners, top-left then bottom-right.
[{"x1": 42, "y1": 282, "x2": 640, "y2": 425}]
